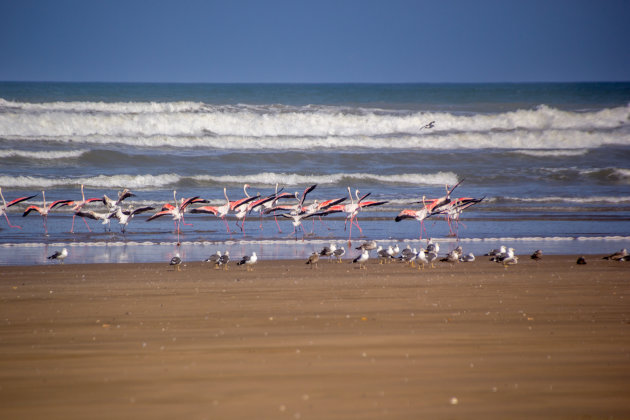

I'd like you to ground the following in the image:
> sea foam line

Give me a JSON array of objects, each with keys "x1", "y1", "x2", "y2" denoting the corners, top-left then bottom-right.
[
  {"x1": 0, "y1": 171, "x2": 459, "y2": 189},
  {"x1": 0, "y1": 149, "x2": 88, "y2": 159}
]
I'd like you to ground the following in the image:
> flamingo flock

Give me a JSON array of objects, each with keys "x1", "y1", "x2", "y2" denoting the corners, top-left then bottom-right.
[{"x1": 1, "y1": 182, "x2": 485, "y2": 245}]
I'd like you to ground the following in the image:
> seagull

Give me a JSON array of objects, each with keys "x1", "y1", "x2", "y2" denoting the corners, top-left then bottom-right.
[
  {"x1": 319, "y1": 243, "x2": 337, "y2": 262},
  {"x1": 416, "y1": 248, "x2": 429, "y2": 269},
  {"x1": 426, "y1": 250, "x2": 438, "y2": 268},
  {"x1": 377, "y1": 246, "x2": 391, "y2": 264},
  {"x1": 603, "y1": 248, "x2": 628, "y2": 261},
  {"x1": 237, "y1": 252, "x2": 258, "y2": 271},
  {"x1": 355, "y1": 240, "x2": 377, "y2": 251},
  {"x1": 495, "y1": 248, "x2": 517, "y2": 268},
  {"x1": 440, "y1": 249, "x2": 460, "y2": 266},
  {"x1": 353, "y1": 249, "x2": 369, "y2": 269},
  {"x1": 205, "y1": 250, "x2": 222, "y2": 268},
  {"x1": 218, "y1": 251, "x2": 230, "y2": 270},
  {"x1": 170, "y1": 253, "x2": 182, "y2": 271},
  {"x1": 400, "y1": 248, "x2": 418, "y2": 267},
  {"x1": 333, "y1": 246, "x2": 346, "y2": 263},
  {"x1": 576, "y1": 256, "x2": 587, "y2": 265},
  {"x1": 485, "y1": 245, "x2": 506, "y2": 257},
  {"x1": 426, "y1": 238, "x2": 439, "y2": 254},
  {"x1": 48, "y1": 248, "x2": 68, "y2": 264},
  {"x1": 459, "y1": 252, "x2": 475, "y2": 262},
  {"x1": 306, "y1": 252, "x2": 320, "y2": 269},
  {"x1": 530, "y1": 249, "x2": 543, "y2": 260}
]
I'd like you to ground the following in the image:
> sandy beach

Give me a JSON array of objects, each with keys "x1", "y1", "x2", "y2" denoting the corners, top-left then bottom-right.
[{"x1": 1, "y1": 254, "x2": 629, "y2": 419}]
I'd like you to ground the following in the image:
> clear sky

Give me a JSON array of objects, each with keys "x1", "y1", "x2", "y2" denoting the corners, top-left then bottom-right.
[{"x1": 1, "y1": 0, "x2": 629, "y2": 83}]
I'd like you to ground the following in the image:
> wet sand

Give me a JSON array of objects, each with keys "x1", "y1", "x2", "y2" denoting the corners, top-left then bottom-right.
[{"x1": 1, "y1": 255, "x2": 629, "y2": 419}]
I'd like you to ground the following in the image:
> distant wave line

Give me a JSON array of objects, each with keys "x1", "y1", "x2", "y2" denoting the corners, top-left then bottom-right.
[
  {"x1": 1, "y1": 101, "x2": 628, "y2": 138},
  {"x1": 1, "y1": 129, "x2": 628, "y2": 150}
]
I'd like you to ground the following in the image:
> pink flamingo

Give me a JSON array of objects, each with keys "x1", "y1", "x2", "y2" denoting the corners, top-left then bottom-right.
[
  {"x1": 190, "y1": 187, "x2": 256, "y2": 233},
  {"x1": 328, "y1": 187, "x2": 387, "y2": 243},
  {"x1": 67, "y1": 184, "x2": 101, "y2": 233},
  {"x1": 146, "y1": 190, "x2": 206, "y2": 243},
  {"x1": 0, "y1": 187, "x2": 37, "y2": 229},
  {"x1": 22, "y1": 191, "x2": 72, "y2": 234}
]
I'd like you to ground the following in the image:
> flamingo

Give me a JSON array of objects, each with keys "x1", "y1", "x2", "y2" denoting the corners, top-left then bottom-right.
[
  {"x1": 74, "y1": 210, "x2": 112, "y2": 231},
  {"x1": 108, "y1": 204, "x2": 155, "y2": 233},
  {"x1": 433, "y1": 196, "x2": 485, "y2": 237},
  {"x1": 260, "y1": 187, "x2": 294, "y2": 232},
  {"x1": 102, "y1": 188, "x2": 135, "y2": 219},
  {"x1": 268, "y1": 184, "x2": 318, "y2": 216},
  {"x1": 68, "y1": 184, "x2": 101, "y2": 233},
  {"x1": 395, "y1": 180, "x2": 465, "y2": 239},
  {"x1": 278, "y1": 209, "x2": 339, "y2": 240},
  {"x1": 327, "y1": 187, "x2": 387, "y2": 243},
  {"x1": 0, "y1": 187, "x2": 37, "y2": 229},
  {"x1": 147, "y1": 191, "x2": 206, "y2": 243},
  {"x1": 22, "y1": 191, "x2": 72, "y2": 234},
  {"x1": 190, "y1": 187, "x2": 256, "y2": 233}
]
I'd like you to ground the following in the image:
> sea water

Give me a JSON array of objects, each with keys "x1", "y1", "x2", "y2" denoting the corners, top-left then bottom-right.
[{"x1": 1, "y1": 82, "x2": 629, "y2": 265}]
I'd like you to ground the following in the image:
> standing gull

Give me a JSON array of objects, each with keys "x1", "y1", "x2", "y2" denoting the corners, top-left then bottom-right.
[
  {"x1": 333, "y1": 246, "x2": 345, "y2": 263},
  {"x1": 237, "y1": 252, "x2": 258, "y2": 271},
  {"x1": 306, "y1": 252, "x2": 320, "y2": 269},
  {"x1": 48, "y1": 248, "x2": 68, "y2": 264},
  {"x1": 353, "y1": 249, "x2": 369, "y2": 270},
  {"x1": 170, "y1": 253, "x2": 182, "y2": 271}
]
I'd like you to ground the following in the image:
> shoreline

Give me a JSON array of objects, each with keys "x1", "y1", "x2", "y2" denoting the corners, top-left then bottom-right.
[{"x1": 1, "y1": 255, "x2": 629, "y2": 419}]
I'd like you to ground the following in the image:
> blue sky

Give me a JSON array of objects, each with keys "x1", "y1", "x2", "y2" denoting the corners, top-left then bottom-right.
[{"x1": 1, "y1": 0, "x2": 629, "y2": 83}]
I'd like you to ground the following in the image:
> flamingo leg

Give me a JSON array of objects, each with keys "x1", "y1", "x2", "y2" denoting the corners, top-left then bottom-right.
[
  {"x1": 347, "y1": 216, "x2": 353, "y2": 243},
  {"x1": 274, "y1": 213, "x2": 282, "y2": 233},
  {"x1": 82, "y1": 216, "x2": 92, "y2": 232},
  {"x1": 4, "y1": 213, "x2": 22, "y2": 229},
  {"x1": 222, "y1": 217, "x2": 231, "y2": 234},
  {"x1": 354, "y1": 218, "x2": 363, "y2": 234},
  {"x1": 70, "y1": 215, "x2": 76, "y2": 233}
]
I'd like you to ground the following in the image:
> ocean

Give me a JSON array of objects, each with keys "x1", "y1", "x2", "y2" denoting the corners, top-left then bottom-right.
[{"x1": 1, "y1": 82, "x2": 629, "y2": 265}]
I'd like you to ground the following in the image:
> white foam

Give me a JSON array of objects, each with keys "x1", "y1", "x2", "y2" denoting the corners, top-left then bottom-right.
[
  {"x1": 495, "y1": 195, "x2": 630, "y2": 204},
  {"x1": 513, "y1": 149, "x2": 589, "y2": 157},
  {"x1": 0, "y1": 171, "x2": 458, "y2": 189},
  {"x1": 0, "y1": 149, "x2": 88, "y2": 160},
  {"x1": 1, "y1": 100, "x2": 628, "y2": 149}
]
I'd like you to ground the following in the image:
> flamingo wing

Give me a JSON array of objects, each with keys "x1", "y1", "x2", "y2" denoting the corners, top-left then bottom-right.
[
  {"x1": 22, "y1": 206, "x2": 43, "y2": 217},
  {"x1": 7, "y1": 194, "x2": 37, "y2": 207},
  {"x1": 358, "y1": 200, "x2": 387, "y2": 209},
  {"x1": 146, "y1": 209, "x2": 174, "y2": 221},
  {"x1": 395, "y1": 209, "x2": 419, "y2": 222},
  {"x1": 317, "y1": 197, "x2": 346, "y2": 210},
  {"x1": 189, "y1": 206, "x2": 219, "y2": 216},
  {"x1": 299, "y1": 184, "x2": 317, "y2": 207},
  {"x1": 50, "y1": 199, "x2": 73, "y2": 210},
  {"x1": 160, "y1": 203, "x2": 176, "y2": 211},
  {"x1": 130, "y1": 206, "x2": 155, "y2": 216},
  {"x1": 76, "y1": 210, "x2": 100, "y2": 220},
  {"x1": 229, "y1": 195, "x2": 258, "y2": 211}
]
